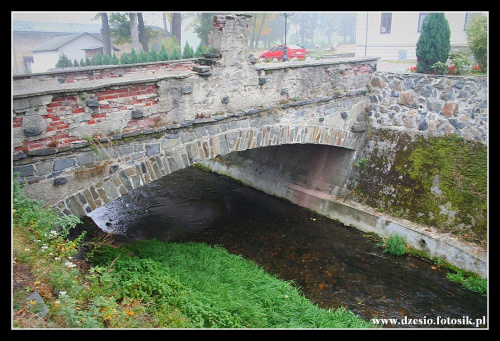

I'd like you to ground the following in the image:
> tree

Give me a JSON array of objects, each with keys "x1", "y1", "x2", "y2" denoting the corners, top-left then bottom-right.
[
  {"x1": 465, "y1": 13, "x2": 487, "y2": 73},
  {"x1": 91, "y1": 53, "x2": 104, "y2": 66},
  {"x1": 158, "y1": 43, "x2": 170, "y2": 61},
  {"x1": 129, "y1": 13, "x2": 142, "y2": 52},
  {"x1": 111, "y1": 54, "x2": 120, "y2": 65},
  {"x1": 138, "y1": 49, "x2": 149, "y2": 63},
  {"x1": 101, "y1": 13, "x2": 112, "y2": 57},
  {"x1": 172, "y1": 13, "x2": 182, "y2": 48},
  {"x1": 55, "y1": 53, "x2": 72, "y2": 68},
  {"x1": 416, "y1": 13, "x2": 451, "y2": 74},
  {"x1": 137, "y1": 13, "x2": 149, "y2": 52},
  {"x1": 251, "y1": 13, "x2": 277, "y2": 48},
  {"x1": 162, "y1": 13, "x2": 171, "y2": 36},
  {"x1": 182, "y1": 41, "x2": 194, "y2": 58},
  {"x1": 193, "y1": 13, "x2": 220, "y2": 46},
  {"x1": 148, "y1": 48, "x2": 159, "y2": 62},
  {"x1": 169, "y1": 47, "x2": 181, "y2": 60},
  {"x1": 128, "y1": 48, "x2": 138, "y2": 63}
]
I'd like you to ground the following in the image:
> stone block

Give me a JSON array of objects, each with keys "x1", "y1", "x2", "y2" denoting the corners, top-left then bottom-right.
[
  {"x1": 192, "y1": 65, "x2": 211, "y2": 73},
  {"x1": 146, "y1": 143, "x2": 160, "y2": 156},
  {"x1": 53, "y1": 158, "x2": 76, "y2": 171}
]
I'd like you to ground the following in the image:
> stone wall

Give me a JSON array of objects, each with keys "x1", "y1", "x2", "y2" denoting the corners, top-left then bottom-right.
[
  {"x1": 367, "y1": 72, "x2": 487, "y2": 144},
  {"x1": 13, "y1": 53, "x2": 377, "y2": 158},
  {"x1": 13, "y1": 59, "x2": 196, "y2": 93}
]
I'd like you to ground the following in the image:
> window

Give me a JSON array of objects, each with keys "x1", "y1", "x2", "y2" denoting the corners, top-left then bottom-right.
[
  {"x1": 418, "y1": 13, "x2": 428, "y2": 32},
  {"x1": 380, "y1": 13, "x2": 392, "y2": 33}
]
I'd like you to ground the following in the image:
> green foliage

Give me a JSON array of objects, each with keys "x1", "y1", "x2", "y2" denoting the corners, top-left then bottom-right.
[
  {"x1": 182, "y1": 41, "x2": 195, "y2": 59},
  {"x1": 382, "y1": 234, "x2": 409, "y2": 256},
  {"x1": 55, "y1": 53, "x2": 73, "y2": 68},
  {"x1": 13, "y1": 173, "x2": 81, "y2": 243},
  {"x1": 169, "y1": 47, "x2": 181, "y2": 60},
  {"x1": 111, "y1": 53, "x2": 120, "y2": 65},
  {"x1": 446, "y1": 270, "x2": 487, "y2": 296},
  {"x1": 148, "y1": 48, "x2": 159, "y2": 62},
  {"x1": 137, "y1": 50, "x2": 149, "y2": 63},
  {"x1": 430, "y1": 61, "x2": 448, "y2": 75},
  {"x1": 449, "y1": 52, "x2": 472, "y2": 75},
  {"x1": 119, "y1": 52, "x2": 130, "y2": 65},
  {"x1": 89, "y1": 240, "x2": 376, "y2": 328},
  {"x1": 128, "y1": 48, "x2": 138, "y2": 64},
  {"x1": 158, "y1": 43, "x2": 170, "y2": 61},
  {"x1": 354, "y1": 157, "x2": 368, "y2": 169},
  {"x1": 416, "y1": 13, "x2": 451, "y2": 74},
  {"x1": 465, "y1": 13, "x2": 487, "y2": 73},
  {"x1": 194, "y1": 42, "x2": 204, "y2": 57},
  {"x1": 91, "y1": 53, "x2": 104, "y2": 66}
]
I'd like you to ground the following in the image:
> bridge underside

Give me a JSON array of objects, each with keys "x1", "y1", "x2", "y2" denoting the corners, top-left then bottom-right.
[{"x1": 46, "y1": 123, "x2": 362, "y2": 218}]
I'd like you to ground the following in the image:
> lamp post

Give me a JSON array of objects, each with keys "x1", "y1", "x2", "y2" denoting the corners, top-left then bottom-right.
[{"x1": 280, "y1": 12, "x2": 294, "y2": 62}]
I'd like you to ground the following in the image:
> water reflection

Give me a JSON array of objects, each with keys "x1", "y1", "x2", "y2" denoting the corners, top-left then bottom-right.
[{"x1": 88, "y1": 167, "x2": 487, "y2": 328}]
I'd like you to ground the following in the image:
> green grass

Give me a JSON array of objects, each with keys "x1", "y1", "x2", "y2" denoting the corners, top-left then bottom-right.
[
  {"x1": 381, "y1": 234, "x2": 409, "y2": 256},
  {"x1": 446, "y1": 269, "x2": 487, "y2": 296},
  {"x1": 89, "y1": 239, "x2": 376, "y2": 328}
]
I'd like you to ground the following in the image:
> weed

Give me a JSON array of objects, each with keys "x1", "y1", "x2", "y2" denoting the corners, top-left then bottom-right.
[
  {"x1": 354, "y1": 157, "x2": 368, "y2": 169},
  {"x1": 381, "y1": 234, "x2": 410, "y2": 256}
]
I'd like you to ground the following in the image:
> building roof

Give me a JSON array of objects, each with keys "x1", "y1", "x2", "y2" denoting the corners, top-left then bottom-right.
[
  {"x1": 31, "y1": 32, "x2": 120, "y2": 52},
  {"x1": 13, "y1": 20, "x2": 101, "y2": 34}
]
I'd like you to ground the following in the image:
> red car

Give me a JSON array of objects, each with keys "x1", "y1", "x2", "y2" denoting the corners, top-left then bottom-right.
[{"x1": 259, "y1": 44, "x2": 307, "y2": 61}]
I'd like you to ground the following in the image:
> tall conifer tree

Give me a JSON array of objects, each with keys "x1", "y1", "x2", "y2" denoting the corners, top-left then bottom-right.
[{"x1": 416, "y1": 13, "x2": 451, "y2": 73}]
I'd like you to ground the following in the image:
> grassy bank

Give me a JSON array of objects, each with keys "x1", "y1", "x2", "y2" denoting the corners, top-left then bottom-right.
[{"x1": 12, "y1": 174, "x2": 375, "y2": 329}]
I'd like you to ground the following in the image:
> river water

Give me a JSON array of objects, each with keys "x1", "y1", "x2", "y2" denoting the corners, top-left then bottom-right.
[{"x1": 87, "y1": 166, "x2": 487, "y2": 328}]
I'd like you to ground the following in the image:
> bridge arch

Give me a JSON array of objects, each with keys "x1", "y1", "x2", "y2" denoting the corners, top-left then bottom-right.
[{"x1": 53, "y1": 122, "x2": 361, "y2": 218}]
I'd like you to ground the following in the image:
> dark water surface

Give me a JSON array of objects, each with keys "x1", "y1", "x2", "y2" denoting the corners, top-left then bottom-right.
[{"x1": 88, "y1": 167, "x2": 487, "y2": 328}]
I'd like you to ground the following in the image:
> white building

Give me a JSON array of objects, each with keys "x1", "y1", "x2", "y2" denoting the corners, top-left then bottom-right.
[
  {"x1": 30, "y1": 32, "x2": 119, "y2": 73},
  {"x1": 355, "y1": 11, "x2": 485, "y2": 61}
]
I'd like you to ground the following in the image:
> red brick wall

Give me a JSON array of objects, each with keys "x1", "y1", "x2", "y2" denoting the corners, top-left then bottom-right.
[{"x1": 14, "y1": 83, "x2": 162, "y2": 153}]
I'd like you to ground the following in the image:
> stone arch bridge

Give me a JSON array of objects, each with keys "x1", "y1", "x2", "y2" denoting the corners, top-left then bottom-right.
[{"x1": 13, "y1": 14, "x2": 377, "y2": 217}]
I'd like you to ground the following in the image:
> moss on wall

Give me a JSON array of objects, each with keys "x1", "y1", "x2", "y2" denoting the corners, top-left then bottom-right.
[{"x1": 353, "y1": 130, "x2": 487, "y2": 246}]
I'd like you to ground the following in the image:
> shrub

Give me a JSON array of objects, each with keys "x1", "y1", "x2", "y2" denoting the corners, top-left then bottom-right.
[
  {"x1": 465, "y1": 13, "x2": 487, "y2": 73},
  {"x1": 416, "y1": 13, "x2": 451, "y2": 74},
  {"x1": 169, "y1": 47, "x2": 181, "y2": 60},
  {"x1": 55, "y1": 53, "x2": 72, "y2": 68},
  {"x1": 182, "y1": 41, "x2": 194, "y2": 59}
]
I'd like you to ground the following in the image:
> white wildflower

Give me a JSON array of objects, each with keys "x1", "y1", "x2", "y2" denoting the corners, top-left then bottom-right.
[{"x1": 64, "y1": 261, "x2": 77, "y2": 268}]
